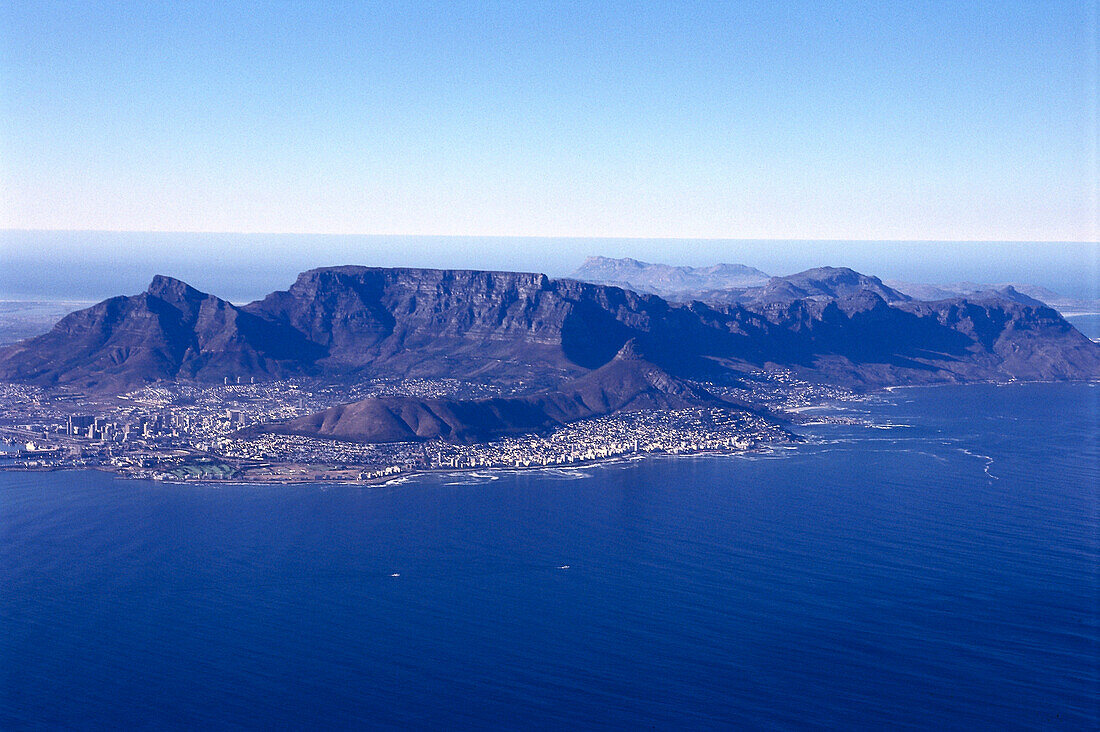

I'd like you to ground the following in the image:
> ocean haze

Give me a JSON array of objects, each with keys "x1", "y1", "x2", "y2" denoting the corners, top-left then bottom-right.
[{"x1": 2, "y1": 230, "x2": 1097, "y2": 303}]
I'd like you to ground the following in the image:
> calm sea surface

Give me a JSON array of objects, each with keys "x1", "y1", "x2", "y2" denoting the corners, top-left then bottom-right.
[
  {"x1": 1, "y1": 383, "x2": 1097, "y2": 730},
  {"x1": 1066, "y1": 313, "x2": 1100, "y2": 340}
]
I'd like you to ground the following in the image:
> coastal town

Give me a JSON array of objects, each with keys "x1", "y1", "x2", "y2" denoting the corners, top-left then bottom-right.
[{"x1": 0, "y1": 370, "x2": 856, "y2": 484}]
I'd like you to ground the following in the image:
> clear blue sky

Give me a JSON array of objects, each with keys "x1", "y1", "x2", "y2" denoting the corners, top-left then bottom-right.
[{"x1": 1, "y1": 1, "x2": 1096, "y2": 241}]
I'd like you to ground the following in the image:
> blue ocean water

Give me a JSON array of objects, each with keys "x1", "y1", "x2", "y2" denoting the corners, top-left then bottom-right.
[
  {"x1": 1, "y1": 383, "x2": 1097, "y2": 729},
  {"x1": 1066, "y1": 313, "x2": 1100, "y2": 340}
]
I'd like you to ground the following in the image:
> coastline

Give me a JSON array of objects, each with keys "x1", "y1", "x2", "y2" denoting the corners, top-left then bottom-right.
[
  {"x1": 3, "y1": 379, "x2": 1095, "y2": 488},
  {"x1": 0, "y1": 440, "x2": 786, "y2": 488},
  {"x1": 880, "y1": 376, "x2": 1100, "y2": 392}
]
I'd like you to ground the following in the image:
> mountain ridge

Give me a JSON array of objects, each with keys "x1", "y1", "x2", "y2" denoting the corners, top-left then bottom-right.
[
  {"x1": 569, "y1": 256, "x2": 770, "y2": 299},
  {"x1": 0, "y1": 276, "x2": 323, "y2": 391},
  {"x1": 569, "y1": 255, "x2": 1099, "y2": 317},
  {"x1": 0, "y1": 265, "x2": 1096, "y2": 392}
]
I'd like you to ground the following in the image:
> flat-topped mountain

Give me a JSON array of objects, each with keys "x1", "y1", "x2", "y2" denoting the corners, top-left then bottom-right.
[
  {"x1": 0, "y1": 265, "x2": 1097, "y2": 392},
  {"x1": 259, "y1": 340, "x2": 733, "y2": 443}
]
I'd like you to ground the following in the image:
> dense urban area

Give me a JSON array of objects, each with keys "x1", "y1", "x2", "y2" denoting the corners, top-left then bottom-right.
[{"x1": 0, "y1": 371, "x2": 859, "y2": 485}]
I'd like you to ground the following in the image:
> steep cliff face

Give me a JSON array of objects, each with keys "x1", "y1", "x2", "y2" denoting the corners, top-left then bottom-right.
[
  {"x1": 914, "y1": 299, "x2": 1099, "y2": 381},
  {"x1": 0, "y1": 266, "x2": 1097, "y2": 392},
  {"x1": 249, "y1": 267, "x2": 564, "y2": 348},
  {"x1": 245, "y1": 267, "x2": 662, "y2": 376}
]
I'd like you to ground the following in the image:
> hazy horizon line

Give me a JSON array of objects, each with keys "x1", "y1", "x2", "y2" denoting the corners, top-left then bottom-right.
[
  {"x1": 3, "y1": 229, "x2": 1097, "y2": 302},
  {"x1": 4, "y1": 228, "x2": 1098, "y2": 246}
]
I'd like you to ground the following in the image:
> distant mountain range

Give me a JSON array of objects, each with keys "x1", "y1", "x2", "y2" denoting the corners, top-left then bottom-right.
[
  {"x1": 569, "y1": 256, "x2": 770, "y2": 300},
  {"x1": 1, "y1": 265, "x2": 1096, "y2": 401},
  {"x1": 570, "y1": 256, "x2": 1100, "y2": 314},
  {"x1": 737, "y1": 266, "x2": 910, "y2": 305},
  {"x1": 884, "y1": 280, "x2": 1100, "y2": 314},
  {"x1": 570, "y1": 256, "x2": 911, "y2": 304}
]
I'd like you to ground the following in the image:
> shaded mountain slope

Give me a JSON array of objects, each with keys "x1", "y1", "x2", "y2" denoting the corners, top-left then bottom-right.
[
  {"x1": 244, "y1": 266, "x2": 660, "y2": 377},
  {"x1": 258, "y1": 340, "x2": 732, "y2": 443},
  {"x1": 0, "y1": 276, "x2": 322, "y2": 390},
  {"x1": 0, "y1": 266, "x2": 1097, "y2": 392}
]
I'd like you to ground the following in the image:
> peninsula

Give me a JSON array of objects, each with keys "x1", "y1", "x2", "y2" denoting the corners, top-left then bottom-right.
[{"x1": 1, "y1": 263, "x2": 1096, "y2": 483}]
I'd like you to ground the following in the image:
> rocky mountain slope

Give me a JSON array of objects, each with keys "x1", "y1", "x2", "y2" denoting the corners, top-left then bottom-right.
[
  {"x1": 737, "y1": 267, "x2": 910, "y2": 305},
  {"x1": 1, "y1": 265, "x2": 1097, "y2": 392},
  {"x1": 0, "y1": 275, "x2": 322, "y2": 391},
  {"x1": 257, "y1": 340, "x2": 733, "y2": 443}
]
